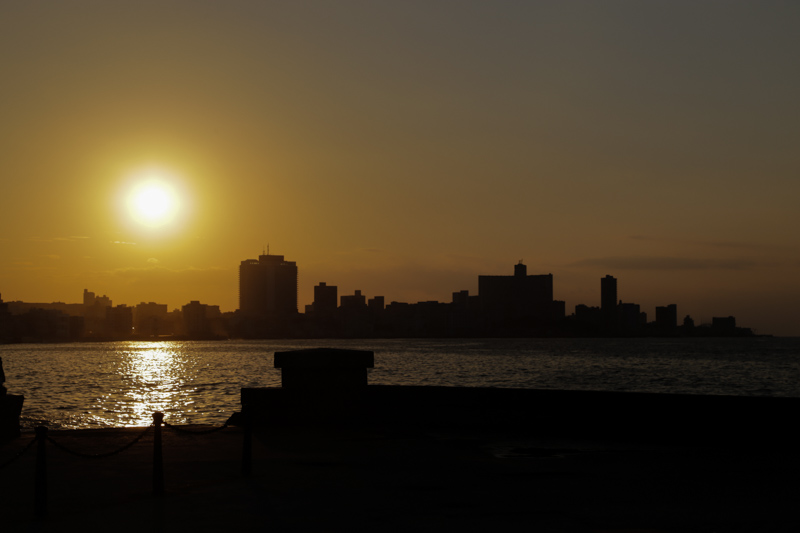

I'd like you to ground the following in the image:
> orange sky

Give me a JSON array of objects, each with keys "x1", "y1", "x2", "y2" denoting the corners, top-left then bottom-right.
[{"x1": 1, "y1": 2, "x2": 799, "y2": 335}]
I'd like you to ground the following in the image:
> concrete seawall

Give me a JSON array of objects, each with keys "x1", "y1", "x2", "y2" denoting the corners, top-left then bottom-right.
[
  {"x1": 242, "y1": 385, "x2": 800, "y2": 446},
  {"x1": 4, "y1": 386, "x2": 799, "y2": 531}
]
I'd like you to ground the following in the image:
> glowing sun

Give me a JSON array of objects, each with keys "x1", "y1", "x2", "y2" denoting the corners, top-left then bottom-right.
[{"x1": 127, "y1": 178, "x2": 181, "y2": 228}]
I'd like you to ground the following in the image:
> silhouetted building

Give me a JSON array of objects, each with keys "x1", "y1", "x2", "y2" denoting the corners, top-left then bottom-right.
[
  {"x1": 452, "y1": 290, "x2": 470, "y2": 306},
  {"x1": 340, "y1": 290, "x2": 367, "y2": 309},
  {"x1": 574, "y1": 304, "x2": 601, "y2": 323},
  {"x1": 182, "y1": 301, "x2": 223, "y2": 338},
  {"x1": 447, "y1": 290, "x2": 480, "y2": 337},
  {"x1": 0, "y1": 294, "x2": 10, "y2": 342},
  {"x1": 600, "y1": 275, "x2": 619, "y2": 330},
  {"x1": 105, "y1": 305, "x2": 133, "y2": 338},
  {"x1": 601, "y1": 275, "x2": 617, "y2": 315},
  {"x1": 5, "y1": 300, "x2": 84, "y2": 318},
  {"x1": 239, "y1": 253, "x2": 298, "y2": 319},
  {"x1": 237, "y1": 253, "x2": 299, "y2": 338},
  {"x1": 83, "y1": 289, "x2": 111, "y2": 310},
  {"x1": 368, "y1": 296, "x2": 385, "y2": 312},
  {"x1": 305, "y1": 282, "x2": 340, "y2": 337},
  {"x1": 479, "y1": 262, "x2": 555, "y2": 333},
  {"x1": 134, "y1": 302, "x2": 169, "y2": 337},
  {"x1": 83, "y1": 288, "x2": 112, "y2": 337},
  {"x1": 552, "y1": 300, "x2": 566, "y2": 320},
  {"x1": 655, "y1": 304, "x2": 678, "y2": 330},
  {"x1": 312, "y1": 282, "x2": 338, "y2": 318},
  {"x1": 15, "y1": 308, "x2": 72, "y2": 341},
  {"x1": 384, "y1": 301, "x2": 412, "y2": 334},
  {"x1": 712, "y1": 316, "x2": 736, "y2": 331},
  {"x1": 619, "y1": 303, "x2": 645, "y2": 331},
  {"x1": 338, "y1": 290, "x2": 372, "y2": 337}
]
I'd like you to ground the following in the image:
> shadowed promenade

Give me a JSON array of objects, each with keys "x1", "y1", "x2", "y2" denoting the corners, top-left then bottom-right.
[{"x1": 2, "y1": 416, "x2": 799, "y2": 533}]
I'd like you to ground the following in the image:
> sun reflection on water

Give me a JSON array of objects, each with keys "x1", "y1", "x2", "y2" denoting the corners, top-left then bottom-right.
[{"x1": 114, "y1": 342, "x2": 193, "y2": 427}]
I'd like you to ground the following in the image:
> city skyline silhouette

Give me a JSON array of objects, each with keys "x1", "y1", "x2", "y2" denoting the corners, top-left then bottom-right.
[
  {"x1": 0, "y1": 252, "x2": 764, "y2": 341},
  {"x1": 1, "y1": 3, "x2": 799, "y2": 336}
]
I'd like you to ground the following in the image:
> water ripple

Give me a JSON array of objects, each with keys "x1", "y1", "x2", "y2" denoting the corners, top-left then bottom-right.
[{"x1": 2, "y1": 337, "x2": 799, "y2": 429}]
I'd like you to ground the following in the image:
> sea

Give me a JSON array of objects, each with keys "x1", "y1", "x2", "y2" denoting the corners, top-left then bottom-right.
[{"x1": 1, "y1": 337, "x2": 798, "y2": 430}]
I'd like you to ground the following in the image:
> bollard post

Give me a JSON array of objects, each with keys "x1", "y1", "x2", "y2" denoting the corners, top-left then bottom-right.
[
  {"x1": 152, "y1": 412, "x2": 164, "y2": 497},
  {"x1": 34, "y1": 426, "x2": 48, "y2": 518},
  {"x1": 241, "y1": 409, "x2": 252, "y2": 478}
]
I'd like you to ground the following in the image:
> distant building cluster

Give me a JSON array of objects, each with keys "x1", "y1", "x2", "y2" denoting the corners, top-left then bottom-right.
[
  {"x1": 230, "y1": 252, "x2": 754, "y2": 340},
  {"x1": 0, "y1": 251, "x2": 756, "y2": 343},
  {"x1": 0, "y1": 290, "x2": 224, "y2": 343}
]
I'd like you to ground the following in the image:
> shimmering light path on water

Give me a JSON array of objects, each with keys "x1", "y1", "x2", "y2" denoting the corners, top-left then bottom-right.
[{"x1": 2, "y1": 338, "x2": 798, "y2": 430}]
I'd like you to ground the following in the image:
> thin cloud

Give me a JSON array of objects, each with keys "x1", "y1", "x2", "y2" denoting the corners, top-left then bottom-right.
[
  {"x1": 53, "y1": 236, "x2": 89, "y2": 242},
  {"x1": 102, "y1": 265, "x2": 228, "y2": 278},
  {"x1": 629, "y1": 235, "x2": 781, "y2": 251},
  {"x1": 29, "y1": 236, "x2": 92, "y2": 243},
  {"x1": 572, "y1": 256, "x2": 757, "y2": 271},
  {"x1": 112, "y1": 241, "x2": 137, "y2": 245}
]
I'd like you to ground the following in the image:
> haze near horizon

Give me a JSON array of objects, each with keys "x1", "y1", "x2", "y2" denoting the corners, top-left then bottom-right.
[{"x1": 1, "y1": 2, "x2": 798, "y2": 336}]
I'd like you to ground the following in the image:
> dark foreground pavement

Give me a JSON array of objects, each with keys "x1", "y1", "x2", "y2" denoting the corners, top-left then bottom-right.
[{"x1": 2, "y1": 420, "x2": 799, "y2": 533}]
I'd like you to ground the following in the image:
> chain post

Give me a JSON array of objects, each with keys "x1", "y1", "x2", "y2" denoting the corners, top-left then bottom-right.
[
  {"x1": 241, "y1": 409, "x2": 252, "y2": 477},
  {"x1": 152, "y1": 412, "x2": 164, "y2": 497},
  {"x1": 34, "y1": 426, "x2": 48, "y2": 518}
]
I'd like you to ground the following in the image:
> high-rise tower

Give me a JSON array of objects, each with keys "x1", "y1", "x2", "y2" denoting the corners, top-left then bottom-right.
[
  {"x1": 601, "y1": 275, "x2": 617, "y2": 314},
  {"x1": 239, "y1": 253, "x2": 298, "y2": 319}
]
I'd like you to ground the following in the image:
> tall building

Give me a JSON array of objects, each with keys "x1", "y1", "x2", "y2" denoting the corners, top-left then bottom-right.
[
  {"x1": 238, "y1": 253, "x2": 298, "y2": 319},
  {"x1": 601, "y1": 275, "x2": 617, "y2": 314}
]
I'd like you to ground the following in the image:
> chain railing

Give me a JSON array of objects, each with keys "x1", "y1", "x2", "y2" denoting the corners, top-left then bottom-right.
[
  {"x1": 11, "y1": 411, "x2": 251, "y2": 518},
  {"x1": 0, "y1": 434, "x2": 37, "y2": 470},
  {"x1": 161, "y1": 415, "x2": 251, "y2": 477},
  {"x1": 163, "y1": 419, "x2": 229, "y2": 435},
  {"x1": 45, "y1": 425, "x2": 153, "y2": 459}
]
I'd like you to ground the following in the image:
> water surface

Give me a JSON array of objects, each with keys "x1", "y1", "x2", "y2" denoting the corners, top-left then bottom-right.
[{"x1": 2, "y1": 337, "x2": 797, "y2": 429}]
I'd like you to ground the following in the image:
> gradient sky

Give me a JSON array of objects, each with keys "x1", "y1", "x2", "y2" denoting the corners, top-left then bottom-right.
[{"x1": 2, "y1": 2, "x2": 799, "y2": 336}]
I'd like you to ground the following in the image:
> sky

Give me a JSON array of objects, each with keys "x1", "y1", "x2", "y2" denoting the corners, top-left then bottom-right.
[{"x1": 1, "y1": 1, "x2": 799, "y2": 336}]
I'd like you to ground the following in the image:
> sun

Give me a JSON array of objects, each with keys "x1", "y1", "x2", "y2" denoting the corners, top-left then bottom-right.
[{"x1": 126, "y1": 175, "x2": 181, "y2": 228}]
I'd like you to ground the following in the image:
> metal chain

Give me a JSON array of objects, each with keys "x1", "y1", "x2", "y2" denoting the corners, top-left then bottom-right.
[
  {"x1": 163, "y1": 420, "x2": 229, "y2": 435},
  {"x1": 0, "y1": 435, "x2": 38, "y2": 470},
  {"x1": 46, "y1": 425, "x2": 153, "y2": 459}
]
